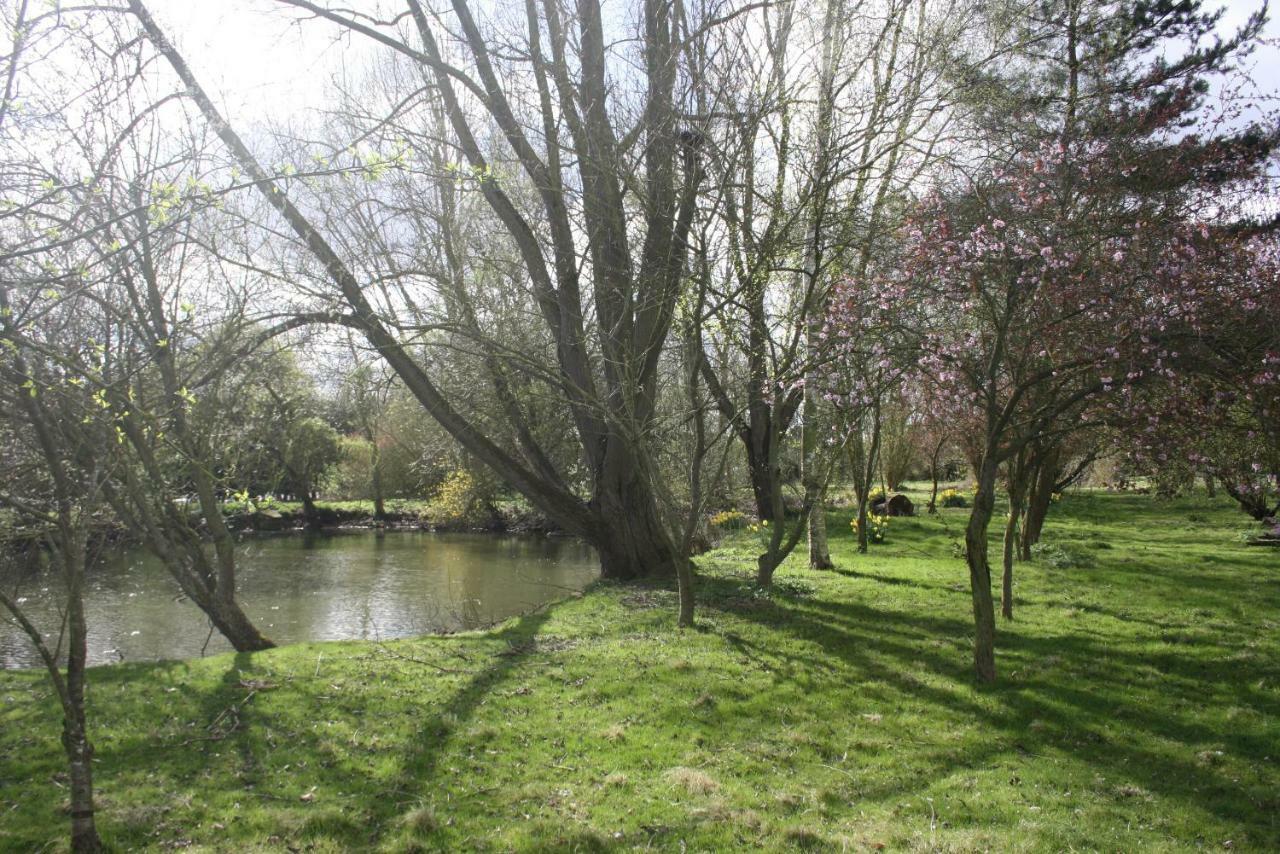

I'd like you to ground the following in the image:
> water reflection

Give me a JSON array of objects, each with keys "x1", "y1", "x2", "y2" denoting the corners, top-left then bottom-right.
[{"x1": 0, "y1": 531, "x2": 599, "y2": 668}]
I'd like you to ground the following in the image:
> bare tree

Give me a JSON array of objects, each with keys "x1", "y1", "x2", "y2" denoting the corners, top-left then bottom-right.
[{"x1": 695, "y1": 0, "x2": 965, "y2": 580}]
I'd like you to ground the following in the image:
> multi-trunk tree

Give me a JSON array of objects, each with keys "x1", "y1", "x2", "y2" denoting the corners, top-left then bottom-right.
[{"x1": 131, "y1": 0, "x2": 710, "y2": 585}]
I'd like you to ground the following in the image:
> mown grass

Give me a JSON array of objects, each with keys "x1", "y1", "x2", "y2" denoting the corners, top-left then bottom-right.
[{"x1": 1, "y1": 489, "x2": 1277, "y2": 851}]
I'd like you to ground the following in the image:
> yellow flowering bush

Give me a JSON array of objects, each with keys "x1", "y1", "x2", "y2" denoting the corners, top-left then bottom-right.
[{"x1": 429, "y1": 469, "x2": 478, "y2": 522}]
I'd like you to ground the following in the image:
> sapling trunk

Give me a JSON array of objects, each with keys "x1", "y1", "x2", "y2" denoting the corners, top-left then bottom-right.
[{"x1": 966, "y1": 458, "x2": 999, "y2": 682}]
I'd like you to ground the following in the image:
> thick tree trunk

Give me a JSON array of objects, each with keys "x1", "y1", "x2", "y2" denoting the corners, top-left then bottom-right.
[
  {"x1": 966, "y1": 458, "x2": 999, "y2": 683},
  {"x1": 301, "y1": 491, "x2": 320, "y2": 528},
  {"x1": 590, "y1": 456, "x2": 680, "y2": 580}
]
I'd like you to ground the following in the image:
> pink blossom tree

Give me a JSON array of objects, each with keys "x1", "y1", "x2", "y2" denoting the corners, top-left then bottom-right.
[{"x1": 1122, "y1": 235, "x2": 1280, "y2": 521}]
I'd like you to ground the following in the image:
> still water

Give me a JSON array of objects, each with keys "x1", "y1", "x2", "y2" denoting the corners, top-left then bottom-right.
[{"x1": 0, "y1": 531, "x2": 599, "y2": 669}]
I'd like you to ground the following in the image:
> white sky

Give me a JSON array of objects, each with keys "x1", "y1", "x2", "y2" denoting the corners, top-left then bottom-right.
[{"x1": 142, "y1": 0, "x2": 1280, "y2": 130}]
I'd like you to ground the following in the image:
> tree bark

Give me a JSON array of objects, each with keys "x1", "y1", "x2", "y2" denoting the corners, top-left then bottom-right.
[
  {"x1": 1002, "y1": 452, "x2": 1029, "y2": 620},
  {"x1": 966, "y1": 456, "x2": 999, "y2": 683},
  {"x1": 590, "y1": 450, "x2": 680, "y2": 580},
  {"x1": 808, "y1": 500, "x2": 833, "y2": 569},
  {"x1": 1018, "y1": 444, "x2": 1059, "y2": 560},
  {"x1": 927, "y1": 434, "x2": 946, "y2": 513},
  {"x1": 64, "y1": 586, "x2": 100, "y2": 853},
  {"x1": 369, "y1": 431, "x2": 386, "y2": 520},
  {"x1": 807, "y1": 502, "x2": 833, "y2": 568}
]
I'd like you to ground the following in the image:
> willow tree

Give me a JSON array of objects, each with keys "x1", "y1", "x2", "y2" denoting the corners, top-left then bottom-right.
[{"x1": 128, "y1": 0, "x2": 714, "y2": 585}]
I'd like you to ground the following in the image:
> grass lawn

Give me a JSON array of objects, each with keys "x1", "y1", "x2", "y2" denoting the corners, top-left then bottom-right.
[{"x1": 1, "y1": 489, "x2": 1277, "y2": 851}]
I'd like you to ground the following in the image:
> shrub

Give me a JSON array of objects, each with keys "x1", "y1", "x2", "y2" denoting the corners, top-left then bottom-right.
[
  {"x1": 938, "y1": 488, "x2": 968, "y2": 508},
  {"x1": 428, "y1": 469, "x2": 484, "y2": 524},
  {"x1": 851, "y1": 512, "x2": 890, "y2": 543},
  {"x1": 868, "y1": 486, "x2": 886, "y2": 503}
]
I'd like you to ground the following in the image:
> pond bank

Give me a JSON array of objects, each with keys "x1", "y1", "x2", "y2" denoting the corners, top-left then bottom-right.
[{"x1": 224, "y1": 498, "x2": 558, "y2": 535}]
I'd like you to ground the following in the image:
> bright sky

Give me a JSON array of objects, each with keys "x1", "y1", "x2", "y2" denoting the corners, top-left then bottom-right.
[{"x1": 142, "y1": 0, "x2": 1280, "y2": 130}]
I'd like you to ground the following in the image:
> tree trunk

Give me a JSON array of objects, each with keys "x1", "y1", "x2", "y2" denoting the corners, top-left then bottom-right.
[
  {"x1": 757, "y1": 550, "x2": 779, "y2": 585},
  {"x1": 808, "y1": 500, "x2": 833, "y2": 569},
  {"x1": 927, "y1": 435, "x2": 945, "y2": 514},
  {"x1": 188, "y1": 466, "x2": 274, "y2": 650},
  {"x1": 855, "y1": 495, "x2": 870, "y2": 553},
  {"x1": 207, "y1": 593, "x2": 274, "y2": 652},
  {"x1": 1018, "y1": 445, "x2": 1060, "y2": 560},
  {"x1": 966, "y1": 457, "x2": 999, "y2": 683},
  {"x1": 64, "y1": 700, "x2": 100, "y2": 853},
  {"x1": 747, "y1": 436, "x2": 779, "y2": 522},
  {"x1": 301, "y1": 491, "x2": 319, "y2": 528},
  {"x1": 64, "y1": 562, "x2": 101, "y2": 854},
  {"x1": 590, "y1": 454, "x2": 680, "y2": 580},
  {"x1": 1203, "y1": 471, "x2": 1216, "y2": 498},
  {"x1": 1001, "y1": 504, "x2": 1019, "y2": 620},
  {"x1": 1002, "y1": 454, "x2": 1030, "y2": 620},
  {"x1": 676, "y1": 558, "x2": 696, "y2": 627},
  {"x1": 369, "y1": 436, "x2": 386, "y2": 520}
]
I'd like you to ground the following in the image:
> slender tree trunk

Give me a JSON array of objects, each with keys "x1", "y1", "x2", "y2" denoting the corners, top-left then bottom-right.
[
  {"x1": 808, "y1": 502, "x2": 833, "y2": 569},
  {"x1": 1001, "y1": 505, "x2": 1018, "y2": 620},
  {"x1": 855, "y1": 495, "x2": 870, "y2": 552},
  {"x1": 369, "y1": 435, "x2": 386, "y2": 521},
  {"x1": 1018, "y1": 445, "x2": 1060, "y2": 560},
  {"x1": 63, "y1": 549, "x2": 101, "y2": 854},
  {"x1": 928, "y1": 436, "x2": 945, "y2": 513},
  {"x1": 1203, "y1": 471, "x2": 1216, "y2": 498},
  {"x1": 190, "y1": 465, "x2": 273, "y2": 649},
  {"x1": 856, "y1": 405, "x2": 882, "y2": 554},
  {"x1": 205, "y1": 593, "x2": 273, "y2": 652},
  {"x1": 966, "y1": 456, "x2": 999, "y2": 683},
  {"x1": 1002, "y1": 452, "x2": 1030, "y2": 619},
  {"x1": 747, "y1": 433, "x2": 778, "y2": 522}
]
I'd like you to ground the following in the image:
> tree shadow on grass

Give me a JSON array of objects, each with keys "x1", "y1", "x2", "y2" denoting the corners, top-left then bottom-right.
[
  {"x1": 77, "y1": 596, "x2": 568, "y2": 849},
  {"x1": 695, "y1": 570, "x2": 1279, "y2": 838}
]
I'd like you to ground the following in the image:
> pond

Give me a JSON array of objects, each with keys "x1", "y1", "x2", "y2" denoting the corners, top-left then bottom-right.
[{"x1": 0, "y1": 531, "x2": 599, "y2": 669}]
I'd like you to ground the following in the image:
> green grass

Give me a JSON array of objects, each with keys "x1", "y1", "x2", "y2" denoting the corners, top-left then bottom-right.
[{"x1": 2, "y1": 489, "x2": 1277, "y2": 851}]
